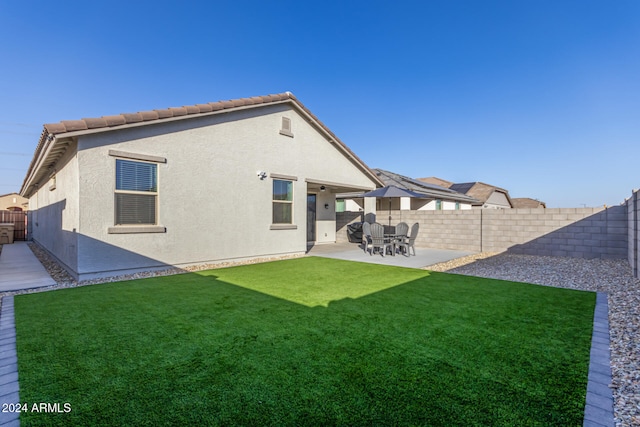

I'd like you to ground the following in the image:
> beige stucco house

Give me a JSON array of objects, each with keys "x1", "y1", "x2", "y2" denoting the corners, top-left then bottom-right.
[
  {"x1": 0, "y1": 193, "x2": 28, "y2": 211},
  {"x1": 20, "y1": 92, "x2": 383, "y2": 280}
]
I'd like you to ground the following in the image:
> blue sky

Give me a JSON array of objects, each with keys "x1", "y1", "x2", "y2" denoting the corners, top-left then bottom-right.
[{"x1": 1, "y1": 0, "x2": 638, "y2": 207}]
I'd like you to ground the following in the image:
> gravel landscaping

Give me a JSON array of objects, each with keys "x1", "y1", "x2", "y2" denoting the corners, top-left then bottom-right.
[
  {"x1": 3, "y1": 244, "x2": 639, "y2": 426},
  {"x1": 430, "y1": 252, "x2": 640, "y2": 427}
]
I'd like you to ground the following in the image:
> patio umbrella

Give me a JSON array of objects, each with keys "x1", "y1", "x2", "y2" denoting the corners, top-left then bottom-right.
[{"x1": 361, "y1": 185, "x2": 427, "y2": 227}]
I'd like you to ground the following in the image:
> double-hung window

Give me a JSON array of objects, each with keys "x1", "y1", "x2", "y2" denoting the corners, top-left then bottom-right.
[
  {"x1": 272, "y1": 179, "x2": 293, "y2": 224},
  {"x1": 115, "y1": 159, "x2": 158, "y2": 225}
]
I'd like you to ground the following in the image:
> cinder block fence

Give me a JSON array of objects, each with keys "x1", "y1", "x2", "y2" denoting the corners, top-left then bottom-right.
[
  {"x1": 338, "y1": 189, "x2": 640, "y2": 278},
  {"x1": 629, "y1": 190, "x2": 640, "y2": 277}
]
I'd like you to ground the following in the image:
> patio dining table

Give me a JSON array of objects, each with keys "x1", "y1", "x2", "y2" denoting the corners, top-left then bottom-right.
[{"x1": 384, "y1": 233, "x2": 408, "y2": 256}]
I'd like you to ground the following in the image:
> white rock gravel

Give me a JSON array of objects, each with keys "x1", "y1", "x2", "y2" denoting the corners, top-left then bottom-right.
[
  {"x1": 429, "y1": 252, "x2": 640, "y2": 427},
  {"x1": 3, "y1": 244, "x2": 639, "y2": 426}
]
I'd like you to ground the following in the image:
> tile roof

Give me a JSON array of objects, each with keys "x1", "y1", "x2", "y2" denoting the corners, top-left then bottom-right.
[
  {"x1": 511, "y1": 198, "x2": 546, "y2": 208},
  {"x1": 418, "y1": 177, "x2": 517, "y2": 207},
  {"x1": 21, "y1": 92, "x2": 384, "y2": 197},
  {"x1": 449, "y1": 182, "x2": 512, "y2": 206},
  {"x1": 41, "y1": 93, "x2": 294, "y2": 135},
  {"x1": 416, "y1": 177, "x2": 453, "y2": 188}
]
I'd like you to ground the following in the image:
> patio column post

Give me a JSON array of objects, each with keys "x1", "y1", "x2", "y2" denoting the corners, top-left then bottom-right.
[
  {"x1": 400, "y1": 197, "x2": 411, "y2": 210},
  {"x1": 364, "y1": 196, "x2": 376, "y2": 224}
]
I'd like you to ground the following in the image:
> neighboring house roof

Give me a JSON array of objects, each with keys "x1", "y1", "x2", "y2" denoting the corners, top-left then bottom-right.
[
  {"x1": 512, "y1": 198, "x2": 546, "y2": 208},
  {"x1": 416, "y1": 177, "x2": 454, "y2": 188},
  {"x1": 448, "y1": 182, "x2": 513, "y2": 207},
  {"x1": 368, "y1": 169, "x2": 479, "y2": 204},
  {"x1": 21, "y1": 92, "x2": 384, "y2": 197}
]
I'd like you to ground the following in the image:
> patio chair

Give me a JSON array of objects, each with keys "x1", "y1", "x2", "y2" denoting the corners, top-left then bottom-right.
[
  {"x1": 362, "y1": 222, "x2": 372, "y2": 254},
  {"x1": 395, "y1": 222, "x2": 409, "y2": 242},
  {"x1": 370, "y1": 222, "x2": 392, "y2": 256},
  {"x1": 398, "y1": 222, "x2": 419, "y2": 256}
]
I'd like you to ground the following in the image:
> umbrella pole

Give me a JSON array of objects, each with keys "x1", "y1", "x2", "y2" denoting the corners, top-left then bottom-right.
[{"x1": 388, "y1": 198, "x2": 392, "y2": 228}]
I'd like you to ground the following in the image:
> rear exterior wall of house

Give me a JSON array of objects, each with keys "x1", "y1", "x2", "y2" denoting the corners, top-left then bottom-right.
[{"x1": 30, "y1": 104, "x2": 378, "y2": 280}]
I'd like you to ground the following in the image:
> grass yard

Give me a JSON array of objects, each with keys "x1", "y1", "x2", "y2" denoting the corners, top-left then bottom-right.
[{"x1": 15, "y1": 257, "x2": 595, "y2": 426}]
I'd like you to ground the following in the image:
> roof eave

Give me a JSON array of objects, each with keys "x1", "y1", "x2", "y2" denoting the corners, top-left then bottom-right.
[
  {"x1": 20, "y1": 92, "x2": 384, "y2": 197},
  {"x1": 20, "y1": 133, "x2": 73, "y2": 198}
]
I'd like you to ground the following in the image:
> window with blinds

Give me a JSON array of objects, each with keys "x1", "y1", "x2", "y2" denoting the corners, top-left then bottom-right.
[
  {"x1": 272, "y1": 179, "x2": 293, "y2": 224},
  {"x1": 115, "y1": 159, "x2": 158, "y2": 225}
]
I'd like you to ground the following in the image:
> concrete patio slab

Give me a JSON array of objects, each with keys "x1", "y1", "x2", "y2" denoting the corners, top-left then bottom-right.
[
  {"x1": 0, "y1": 242, "x2": 56, "y2": 292},
  {"x1": 307, "y1": 242, "x2": 473, "y2": 269}
]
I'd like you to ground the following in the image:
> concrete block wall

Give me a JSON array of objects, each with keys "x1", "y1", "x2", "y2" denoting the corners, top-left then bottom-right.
[
  {"x1": 628, "y1": 190, "x2": 639, "y2": 277},
  {"x1": 390, "y1": 210, "x2": 482, "y2": 252},
  {"x1": 500, "y1": 207, "x2": 627, "y2": 259},
  {"x1": 337, "y1": 206, "x2": 628, "y2": 260}
]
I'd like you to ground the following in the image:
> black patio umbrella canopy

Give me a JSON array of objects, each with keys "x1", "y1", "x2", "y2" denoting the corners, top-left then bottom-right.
[{"x1": 361, "y1": 185, "x2": 427, "y2": 227}]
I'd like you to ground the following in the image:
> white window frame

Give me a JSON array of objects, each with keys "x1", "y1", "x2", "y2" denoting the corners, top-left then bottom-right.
[{"x1": 270, "y1": 174, "x2": 298, "y2": 230}]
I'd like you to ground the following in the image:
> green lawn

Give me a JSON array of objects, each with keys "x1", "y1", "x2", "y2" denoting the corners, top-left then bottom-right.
[{"x1": 15, "y1": 257, "x2": 595, "y2": 426}]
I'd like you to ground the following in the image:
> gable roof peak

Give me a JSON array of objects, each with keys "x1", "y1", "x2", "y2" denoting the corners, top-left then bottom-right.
[{"x1": 22, "y1": 92, "x2": 383, "y2": 197}]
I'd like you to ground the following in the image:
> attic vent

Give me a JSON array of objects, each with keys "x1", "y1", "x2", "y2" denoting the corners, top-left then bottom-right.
[{"x1": 279, "y1": 117, "x2": 293, "y2": 138}]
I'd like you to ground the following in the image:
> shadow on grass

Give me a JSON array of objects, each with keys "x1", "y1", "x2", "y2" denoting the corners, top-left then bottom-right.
[
  {"x1": 194, "y1": 257, "x2": 433, "y2": 307},
  {"x1": 15, "y1": 257, "x2": 595, "y2": 426}
]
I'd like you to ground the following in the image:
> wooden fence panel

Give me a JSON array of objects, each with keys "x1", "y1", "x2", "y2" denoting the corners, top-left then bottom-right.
[{"x1": 0, "y1": 210, "x2": 27, "y2": 241}]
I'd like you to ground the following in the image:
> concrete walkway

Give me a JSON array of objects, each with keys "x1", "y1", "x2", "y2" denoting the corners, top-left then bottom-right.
[
  {"x1": 307, "y1": 242, "x2": 473, "y2": 269},
  {"x1": 0, "y1": 242, "x2": 56, "y2": 292},
  {"x1": 0, "y1": 296, "x2": 19, "y2": 427},
  {"x1": 0, "y1": 242, "x2": 56, "y2": 426}
]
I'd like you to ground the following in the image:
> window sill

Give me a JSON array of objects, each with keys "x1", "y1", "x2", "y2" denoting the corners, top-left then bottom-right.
[
  {"x1": 108, "y1": 226, "x2": 167, "y2": 234},
  {"x1": 270, "y1": 224, "x2": 297, "y2": 230}
]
